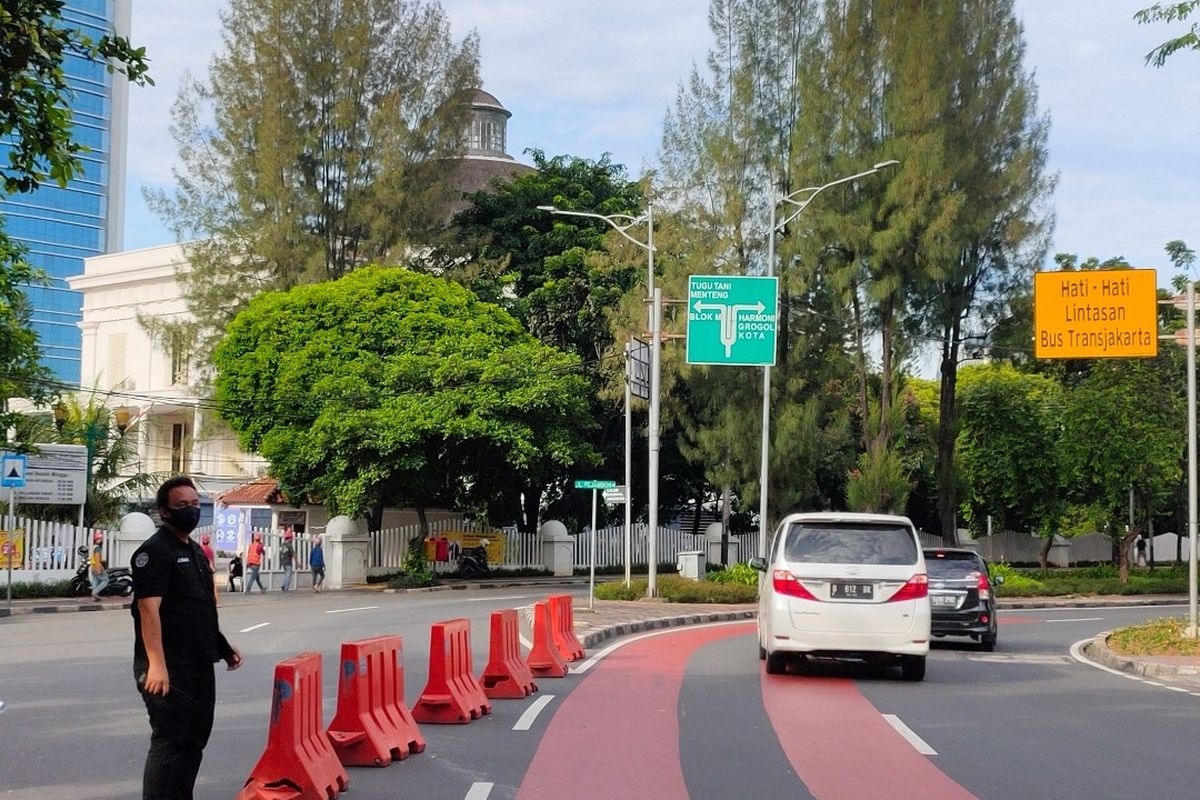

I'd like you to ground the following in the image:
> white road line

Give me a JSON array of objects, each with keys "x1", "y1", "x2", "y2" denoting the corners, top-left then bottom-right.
[
  {"x1": 464, "y1": 595, "x2": 530, "y2": 603},
  {"x1": 239, "y1": 622, "x2": 270, "y2": 633},
  {"x1": 1025, "y1": 603, "x2": 1188, "y2": 612},
  {"x1": 464, "y1": 782, "x2": 494, "y2": 800},
  {"x1": 1167, "y1": 686, "x2": 1191, "y2": 693},
  {"x1": 1070, "y1": 636, "x2": 1131, "y2": 678},
  {"x1": 882, "y1": 714, "x2": 937, "y2": 755},
  {"x1": 1045, "y1": 617, "x2": 1104, "y2": 623},
  {"x1": 324, "y1": 606, "x2": 379, "y2": 614},
  {"x1": 512, "y1": 695, "x2": 556, "y2": 731},
  {"x1": 571, "y1": 620, "x2": 751, "y2": 675}
]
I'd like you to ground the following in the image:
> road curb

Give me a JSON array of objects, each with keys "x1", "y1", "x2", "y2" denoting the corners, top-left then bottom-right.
[
  {"x1": 578, "y1": 609, "x2": 757, "y2": 650},
  {"x1": 0, "y1": 600, "x2": 133, "y2": 617},
  {"x1": 1082, "y1": 635, "x2": 1200, "y2": 678},
  {"x1": 999, "y1": 597, "x2": 1186, "y2": 610}
]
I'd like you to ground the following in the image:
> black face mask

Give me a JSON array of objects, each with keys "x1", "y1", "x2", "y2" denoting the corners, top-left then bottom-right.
[{"x1": 165, "y1": 505, "x2": 202, "y2": 534}]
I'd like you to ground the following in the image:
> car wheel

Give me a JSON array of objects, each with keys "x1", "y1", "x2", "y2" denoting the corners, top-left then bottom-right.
[
  {"x1": 765, "y1": 650, "x2": 788, "y2": 675},
  {"x1": 981, "y1": 630, "x2": 997, "y2": 652},
  {"x1": 758, "y1": 641, "x2": 766, "y2": 661},
  {"x1": 900, "y1": 655, "x2": 926, "y2": 682}
]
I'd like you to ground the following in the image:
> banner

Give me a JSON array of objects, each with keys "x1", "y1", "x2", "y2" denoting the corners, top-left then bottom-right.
[
  {"x1": 212, "y1": 504, "x2": 245, "y2": 553},
  {"x1": 0, "y1": 529, "x2": 26, "y2": 569}
]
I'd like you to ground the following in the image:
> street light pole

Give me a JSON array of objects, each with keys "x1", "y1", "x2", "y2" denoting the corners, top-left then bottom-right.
[
  {"x1": 1188, "y1": 282, "x2": 1197, "y2": 638},
  {"x1": 757, "y1": 161, "x2": 898, "y2": 557},
  {"x1": 537, "y1": 202, "x2": 658, "y2": 594}
]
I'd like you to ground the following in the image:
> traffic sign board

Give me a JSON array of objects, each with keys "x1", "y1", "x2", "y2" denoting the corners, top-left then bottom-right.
[
  {"x1": 574, "y1": 479, "x2": 617, "y2": 490},
  {"x1": 686, "y1": 275, "x2": 779, "y2": 365},
  {"x1": 602, "y1": 486, "x2": 626, "y2": 503},
  {"x1": 5, "y1": 445, "x2": 87, "y2": 504},
  {"x1": 1034, "y1": 269, "x2": 1158, "y2": 359},
  {"x1": 1, "y1": 454, "x2": 27, "y2": 488}
]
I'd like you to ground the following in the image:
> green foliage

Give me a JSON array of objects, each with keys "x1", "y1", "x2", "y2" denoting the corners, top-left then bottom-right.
[
  {"x1": 1135, "y1": 2, "x2": 1200, "y2": 67},
  {"x1": 993, "y1": 565, "x2": 1189, "y2": 597},
  {"x1": 956, "y1": 364, "x2": 1065, "y2": 537},
  {"x1": 594, "y1": 575, "x2": 757, "y2": 603},
  {"x1": 706, "y1": 561, "x2": 758, "y2": 586},
  {"x1": 0, "y1": 1, "x2": 152, "y2": 193},
  {"x1": 0, "y1": 243, "x2": 52, "y2": 429},
  {"x1": 0, "y1": 580, "x2": 73, "y2": 599},
  {"x1": 148, "y1": 0, "x2": 480, "y2": 365},
  {"x1": 846, "y1": 443, "x2": 911, "y2": 514},
  {"x1": 213, "y1": 267, "x2": 596, "y2": 523},
  {"x1": 1109, "y1": 616, "x2": 1200, "y2": 656}
]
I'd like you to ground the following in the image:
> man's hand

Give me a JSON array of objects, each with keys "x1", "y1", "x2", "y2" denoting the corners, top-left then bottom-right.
[
  {"x1": 144, "y1": 662, "x2": 169, "y2": 696},
  {"x1": 225, "y1": 648, "x2": 244, "y2": 671}
]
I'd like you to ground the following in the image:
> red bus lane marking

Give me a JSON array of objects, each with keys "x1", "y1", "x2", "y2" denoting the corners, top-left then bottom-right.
[
  {"x1": 763, "y1": 671, "x2": 979, "y2": 796},
  {"x1": 761, "y1": 673, "x2": 978, "y2": 800},
  {"x1": 515, "y1": 623, "x2": 751, "y2": 800}
]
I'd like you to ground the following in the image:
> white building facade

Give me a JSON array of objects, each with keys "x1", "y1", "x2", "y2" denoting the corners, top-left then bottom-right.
[{"x1": 66, "y1": 242, "x2": 269, "y2": 500}]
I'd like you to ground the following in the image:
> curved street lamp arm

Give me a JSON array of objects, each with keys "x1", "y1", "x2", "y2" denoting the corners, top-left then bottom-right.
[
  {"x1": 775, "y1": 160, "x2": 899, "y2": 231},
  {"x1": 536, "y1": 205, "x2": 654, "y2": 252}
]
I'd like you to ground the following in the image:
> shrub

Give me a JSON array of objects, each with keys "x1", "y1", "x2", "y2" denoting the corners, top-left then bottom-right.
[
  {"x1": 1, "y1": 580, "x2": 74, "y2": 599},
  {"x1": 593, "y1": 575, "x2": 757, "y2": 603},
  {"x1": 707, "y1": 562, "x2": 758, "y2": 586}
]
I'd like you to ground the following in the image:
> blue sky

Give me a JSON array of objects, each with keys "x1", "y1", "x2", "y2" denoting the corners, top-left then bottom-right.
[{"x1": 123, "y1": 1, "x2": 1199, "y2": 283}]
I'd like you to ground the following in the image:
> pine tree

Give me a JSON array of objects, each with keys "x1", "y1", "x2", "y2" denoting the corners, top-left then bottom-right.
[{"x1": 147, "y1": 0, "x2": 479, "y2": 365}]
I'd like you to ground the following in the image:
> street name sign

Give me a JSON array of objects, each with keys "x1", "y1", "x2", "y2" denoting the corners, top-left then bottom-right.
[
  {"x1": 4, "y1": 444, "x2": 88, "y2": 505},
  {"x1": 574, "y1": 479, "x2": 617, "y2": 490},
  {"x1": 1034, "y1": 269, "x2": 1158, "y2": 359},
  {"x1": 686, "y1": 275, "x2": 779, "y2": 366},
  {"x1": 1, "y1": 454, "x2": 27, "y2": 488}
]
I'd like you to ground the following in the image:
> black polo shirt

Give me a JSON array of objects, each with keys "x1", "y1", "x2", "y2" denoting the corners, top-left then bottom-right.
[{"x1": 131, "y1": 527, "x2": 233, "y2": 668}]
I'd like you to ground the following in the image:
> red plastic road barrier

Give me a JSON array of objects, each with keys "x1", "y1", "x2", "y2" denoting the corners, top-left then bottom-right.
[
  {"x1": 481, "y1": 609, "x2": 538, "y2": 699},
  {"x1": 237, "y1": 653, "x2": 349, "y2": 800},
  {"x1": 326, "y1": 636, "x2": 426, "y2": 766},
  {"x1": 412, "y1": 618, "x2": 492, "y2": 724},
  {"x1": 525, "y1": 601, "x2": 568, "y2": 678},
  {"x1": 547, "y1": 594, "x2": 585, "y2": 662}
]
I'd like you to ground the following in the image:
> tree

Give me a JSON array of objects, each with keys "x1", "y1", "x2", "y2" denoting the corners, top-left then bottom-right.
[
  {"x1": 1060, "y1": 359, "x2": 1184, "y2": 582},
  {"x1": 1136, "y1": 1, "x2": 1200, "y2": 66},
  {"x1": 148, "y1": 0, "x2": 479, "y2": 361},
  {"x1": 955, "y1": 364, "x2": 1066, "y2": 566},
  {"x1": 212, "y1": 266, "x2": 596, "y2": 534},
  {"x1": 0, "y1": 2, "x2": 151, "y2": 432},
  {"x1": 13, "y1": 394, "x2": 160, "y2": 526}
]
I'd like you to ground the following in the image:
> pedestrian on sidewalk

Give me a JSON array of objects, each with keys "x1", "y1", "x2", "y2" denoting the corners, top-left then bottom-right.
[
  {"x1": 227, "y1": 554, "x2": 243, "y2": 593},
  {"x1": 89, "y1": 531, "x2": 109, "y2": 601},
  {"x1": 244, "y1": 533, "x2": 265, "y2": 593},
  {"x1": 131, "y1": 476, "x2": 243, "y2": 800},
  {"x1": 279, "y1": 529, "x2": 295, "y2": 591},
  {"x1": 309, "y1": 535, "x2": 325, "y2": 592},
  {"x1": 1136, "y1": 535, "x2": 1148, "y2": 567}
]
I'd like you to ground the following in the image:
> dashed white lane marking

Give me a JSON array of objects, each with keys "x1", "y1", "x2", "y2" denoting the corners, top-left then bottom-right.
[
  {"x1": 324, "y1": 606, "x2": 378, "y2": 614},
  {"x1": 464, "y1": 782, "x2": 494, "y2": 800},
  {"x1": 1046, "y1": 617, "x2": 1104, "y2": 623},
  {"x1": 882, "y1": 714, "x2": 937, "y2": 755},
  {"x1": 513, "y1": 695, "x2": 556, "y2": 731},
  {"x1": 239, "y1": 622, "x2": 270, "y2": 633},
  {"x1": 465, "y1": 595, "x2": 529, "y2": 603}
]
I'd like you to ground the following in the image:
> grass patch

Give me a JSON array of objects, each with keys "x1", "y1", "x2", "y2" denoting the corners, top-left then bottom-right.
[
  {"x1": 1108, "y1": 617, "x2": 1200, "y2": 657},
  {"x1": 594, "y1": 575, "x2": 757, "y2": 603},
  {"x1": 992, "y1": 564, "x2": 1189, "y2": 598}
]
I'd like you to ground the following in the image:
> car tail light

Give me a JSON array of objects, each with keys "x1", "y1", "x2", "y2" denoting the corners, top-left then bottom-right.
[
  {"x1": 977, "y1": 571, "x2": 991, "y2": 600},
  {"x1": 886, "y1": 573, "x2": 928, "y2": 602},
  {"x1": 773, "y1": 570, "x2": 818, "y2": 600}
]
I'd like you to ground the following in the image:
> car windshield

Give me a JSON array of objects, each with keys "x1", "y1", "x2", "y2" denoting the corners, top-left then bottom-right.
[
  {"x1": 783, "y1": 522, "x2": 918, "y2": 565},
  {"x1": 925, "y1": 552, "x2": 984, "y2": 579}
]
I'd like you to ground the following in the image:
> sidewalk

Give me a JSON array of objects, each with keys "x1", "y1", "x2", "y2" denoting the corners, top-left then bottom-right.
[{"x1": 4, "y1": 584, "x2": 1197, "y2": 680}]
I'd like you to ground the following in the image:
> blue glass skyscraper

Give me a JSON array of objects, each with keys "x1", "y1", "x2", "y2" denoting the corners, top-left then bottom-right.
[{"x1": 2, "y1": 0, "x2": 129, "y2": 385}]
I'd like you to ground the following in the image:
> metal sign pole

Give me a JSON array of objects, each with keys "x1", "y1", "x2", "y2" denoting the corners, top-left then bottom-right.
[
  {"x1": 589, "y1": 488, "x2": 598, "y2": 612},
  {"x1": 1188, "y1": 282, "x2": 1198, "y2": 638},
  {"x1": 624, "y1": 341, "x2": 633, "y2": 589}
]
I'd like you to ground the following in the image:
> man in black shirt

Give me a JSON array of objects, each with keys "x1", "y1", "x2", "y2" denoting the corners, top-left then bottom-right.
[{"x1": 132, "y1": 476, "x2": 243, "y2": 800}]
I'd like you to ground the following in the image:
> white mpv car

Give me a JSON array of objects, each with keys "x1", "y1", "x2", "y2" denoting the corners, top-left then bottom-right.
[{"x1": 751, "y1": 512, "x2": 932, "y2": 681}]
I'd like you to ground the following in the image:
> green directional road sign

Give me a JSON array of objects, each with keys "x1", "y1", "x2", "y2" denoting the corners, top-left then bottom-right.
[
  {"x1": 574, "y1": 479, "x2": 617, "y2": 490},
  {"x1": 686, "y1": 275, "x2": 779, "y2": 366}
]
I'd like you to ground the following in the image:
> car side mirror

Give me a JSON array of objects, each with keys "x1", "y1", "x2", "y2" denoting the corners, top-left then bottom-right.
[
  {"x1": 992, "y1": 575, "x2": 1005, "y2": 585},
  {"x1": 748, "y1": 557, "x2": 767, "y2": 572}
]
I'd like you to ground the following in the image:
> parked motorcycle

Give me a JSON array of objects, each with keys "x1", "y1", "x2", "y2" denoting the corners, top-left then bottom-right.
[
  {"x1": 458, "y1": 539, "x2": 491, "y2": 579},
  {"x1": 69, "y1": 546, "x2": 133, "y2": 597}
]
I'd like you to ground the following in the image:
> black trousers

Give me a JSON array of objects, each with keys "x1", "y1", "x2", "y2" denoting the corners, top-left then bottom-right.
[{"x1": 136, "y1": 662, "x2": 215, "y2": 800}]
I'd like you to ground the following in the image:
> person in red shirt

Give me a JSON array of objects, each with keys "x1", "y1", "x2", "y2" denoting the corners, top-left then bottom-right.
[{"x1": 244, "y1": 533, "x2": 266, "y2": 593}]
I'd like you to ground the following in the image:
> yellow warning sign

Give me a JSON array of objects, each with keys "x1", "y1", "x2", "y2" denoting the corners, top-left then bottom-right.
[{"x1": 1034, "y1": 269, "x2": 1158, "y2": 359}]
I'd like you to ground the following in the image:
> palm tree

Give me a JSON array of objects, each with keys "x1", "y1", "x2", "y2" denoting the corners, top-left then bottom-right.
[{"x1": 13, "y1": 394, "x2": 163, "y2": 526}]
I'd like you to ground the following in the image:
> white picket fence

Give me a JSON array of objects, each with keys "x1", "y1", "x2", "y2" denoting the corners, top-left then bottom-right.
[
  {"x1": 0, "y1": 516, "x2": 109, "y2": 581},
  {"x1": 573, "y1": 525, "x2": 753, "y2": 569},
  {"x1": 370, "y1": 519, "x2": 516, "y2": 571}
]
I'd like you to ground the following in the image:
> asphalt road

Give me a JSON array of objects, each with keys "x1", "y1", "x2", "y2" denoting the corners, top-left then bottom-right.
[{"x1": 0, "y1": 592, "x2": 1196, "y2": 799}]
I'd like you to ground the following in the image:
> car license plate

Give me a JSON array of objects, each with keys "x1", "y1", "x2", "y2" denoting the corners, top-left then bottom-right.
[
  {"x1": 830, "y1": 581, "x2": 873, "y2": 600},
  {"x1": 931, "y1": 594, "x2": 958, "y2": 608}
]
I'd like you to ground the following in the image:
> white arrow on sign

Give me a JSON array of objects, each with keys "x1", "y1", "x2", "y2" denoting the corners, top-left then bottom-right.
[
  {"x1": 693, "y1": 300, "x2": 767, "y2": 356},
  {"x1": 1, "y1": 454, "x2": 27, "y2": 488}
]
